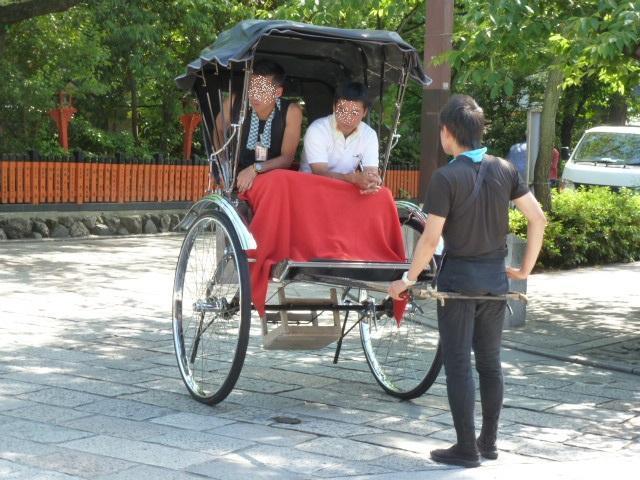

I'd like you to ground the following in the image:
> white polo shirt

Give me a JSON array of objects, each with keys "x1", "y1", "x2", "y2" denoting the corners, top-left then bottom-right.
[{"x1": 299, "y1": 114, "x2": 379, "y2": 174}]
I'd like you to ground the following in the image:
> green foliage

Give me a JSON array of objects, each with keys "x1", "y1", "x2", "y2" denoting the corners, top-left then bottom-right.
[{"x1": 509, "y1": 187, "x2": 640, "y2": 269}]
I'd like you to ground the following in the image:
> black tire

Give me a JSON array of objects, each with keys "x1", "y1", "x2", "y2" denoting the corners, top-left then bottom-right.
[
  {"x1": 172, "y1": 211, "x2": 251, "y2": 404},
  {"x1": 360, "y1": 215, "x2": 443, "y2": 399}
]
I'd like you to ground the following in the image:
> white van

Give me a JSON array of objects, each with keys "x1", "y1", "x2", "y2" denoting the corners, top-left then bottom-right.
[{"x1": 562, "y1": 125, "x2": 640, "y2": 190}]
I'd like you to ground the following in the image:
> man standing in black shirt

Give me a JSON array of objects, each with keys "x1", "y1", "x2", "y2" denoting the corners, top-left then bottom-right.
[{"x1": 388, "y1": 95, "x2": 546, "y2": 468}]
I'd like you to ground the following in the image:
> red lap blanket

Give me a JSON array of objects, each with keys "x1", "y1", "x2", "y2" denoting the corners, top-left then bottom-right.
[{"x1": 240, "y1": 169, "x2": 408, "y2": 321}]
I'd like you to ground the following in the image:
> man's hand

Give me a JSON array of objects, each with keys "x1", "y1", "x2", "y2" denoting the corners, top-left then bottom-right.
[
  {"x1": 352, "y1": 171, "x2": 382, "y2": 194},
  {"x1": 388, "y1": 279, "x2": 408, "y2": 300},
  {"x1": 237, "y1": 165, "x2": 257, "y2": 193},
  {"x1": 506, "y1": 266, "x2": 529, "y2": 280}
]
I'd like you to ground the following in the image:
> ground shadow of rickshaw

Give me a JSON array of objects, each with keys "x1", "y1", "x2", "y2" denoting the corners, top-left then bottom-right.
[{"x1": 172, "y1": 20, "x2": 444, "y2": 406}]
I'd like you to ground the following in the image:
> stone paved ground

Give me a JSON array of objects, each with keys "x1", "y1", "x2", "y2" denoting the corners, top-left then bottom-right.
[{"x1": 0, "y1": 235, "x2": 638, "y2": 479}]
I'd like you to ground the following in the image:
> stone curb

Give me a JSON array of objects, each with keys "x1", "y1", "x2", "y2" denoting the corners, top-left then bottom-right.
[{"x1": 0, "y1": 231, "x2": 185, "y2": 243}]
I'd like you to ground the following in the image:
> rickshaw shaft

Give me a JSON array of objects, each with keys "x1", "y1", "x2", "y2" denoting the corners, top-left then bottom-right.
[{"x1": 263, "y1": 303, "x2": 375, "y2": 312}]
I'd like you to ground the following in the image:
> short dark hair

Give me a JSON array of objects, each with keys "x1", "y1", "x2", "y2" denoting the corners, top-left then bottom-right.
[
  {"x1": 334, "y1": 81, "x2": 371, "y2": 109},
  {"x1": 439, "y1": 94, "x2": 485, "y2": 149},
  {"x1": 253, "y1": 60, "x2": 286, "y2": 86}
]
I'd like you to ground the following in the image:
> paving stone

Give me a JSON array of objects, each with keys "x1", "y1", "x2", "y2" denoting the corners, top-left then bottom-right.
[
  {"x1": 0, "y1": 418, "x2": 93, "y2": 443},
  {"x1": 240, "y1": 365, "x2": 338, "y2": 388},
  {"x1": 4, "y1": 403, "x2": 92, "y2": 424},
  {"x1": 499, "y1": 407, "x2": 600, "y2": 431},
  {"x1": 0, "y1": 379, "x2": 45, "y2": 396},
  {"x1": 76, "y1": 398, "x2": 175, "y2": 421},
  {"x1": 366, "y1": 447, "x2": 445, "y2": 472},
  {"x1": 26, "y1": 449, "x2": 134, "y2": 478},
  {"x1": 297, "y1": 436, "x2": 402, "y2": 461},
  {"x1": 0, "y1": 395, "x2": 32, "y2": 411},
  {"x1": 151, "y1": 411, "x2": 236, "y2": 431},
  {"x1": 240, "y1": 444, "x2": 342, "y2": 475},
  {"x1": 503, "y1": 394, "x2": 559, "y2": 411},
  {"x1": 210, "y1": 422, "x2": 316, "y2": 446},
  {"x1": 60, "y1": 435, "x2": 214, "y2": 469},
  {"x1": 62, "y1": 414, "x2": 178, "y2": 441},
  {"x1": 226, "y1": 390, "x2": 306, "y2": 410},
  {"x1": 350, "y1": 431, "x2": 443, "y2": 455},
  {"x1": 501, "y1": 424, "x2": 580, "y2": 443},
  {"x1": 95, "y1": 465, "x2": 209, "y2": 480},
  {"x1": 0, "y1": 435, "x2": 61, "y2": 464},
  {"x1": 186, "y1": 452, "x2": 302, "y2": 480},
  {"x1": 272, "y1": 414, "x2": 384, "y2": 437},
  {"x1": 286, "y1": 403, "x2": 392, "y2": 425},
  {"x1": 312, "y1": 461, "x2": 392, "y2": 478},
  {"x1": 2, "y1": 372, "x2": 144, "y2": 397},
  {"x1": 513, "y1": 437, "x2": 600, "y2": 461},
  {"x1": 17, "y1": 387, "x2": 106, "y2": 408},
  {"x1": 558, "y1": 383, "x2": 640, "y2": 402},
  {"x1": 364, "y1": 416, "x2": 447, "y2": 437},
  {"x1": 145, "y1": 428, "x2": 255, "y2": 457},
  {"x1": 580, "y1": 421, "x2": 640, "y2": 441},
  {"x1": 565, "y1": 433, "x2": 631, "y2": 452},
  {"x1": 546, "y1": 403, "x2": 635, "y2": 424},
  {"x1": 117, "y1": 389, "x2": 239, "y2": 416}
]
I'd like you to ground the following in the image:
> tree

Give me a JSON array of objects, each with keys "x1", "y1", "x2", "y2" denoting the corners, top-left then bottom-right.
[{"x1": 445, "y1": 0, "x2": 640, "y2": 211}]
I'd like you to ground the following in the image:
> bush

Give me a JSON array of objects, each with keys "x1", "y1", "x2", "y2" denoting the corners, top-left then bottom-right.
[{"x1": 509, "y1": 187, "x2": 640, "y2": 269}]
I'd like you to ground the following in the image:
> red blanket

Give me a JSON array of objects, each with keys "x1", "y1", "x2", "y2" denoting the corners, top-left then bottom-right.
[{"x1": 240, "y1": 169, "x2": 407, "y2": 320}]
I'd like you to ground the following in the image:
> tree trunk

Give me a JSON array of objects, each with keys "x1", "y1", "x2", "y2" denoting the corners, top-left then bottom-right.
[
  {"x1": 128, "y1": 71, "x2": 139, "y2": 145},
  {"x1": 607, "y1": 93, "x2": 627, "y2": 125},
  {"x1": 534, "y1": 65, "x2": 564, "y2": 212}
]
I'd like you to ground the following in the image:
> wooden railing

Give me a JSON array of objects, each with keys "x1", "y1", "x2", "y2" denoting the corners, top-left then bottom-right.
[{"x1": 0, "y1": 154, "x2": 420, "y2": 205}]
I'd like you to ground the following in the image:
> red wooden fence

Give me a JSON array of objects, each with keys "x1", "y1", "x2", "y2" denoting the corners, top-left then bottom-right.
[
  {"x1": 0, "y1": 155, "x2": 210, "y2": 205},
  {"x1": 0, "y1": 154, "x2": 420, "y2": 205}
]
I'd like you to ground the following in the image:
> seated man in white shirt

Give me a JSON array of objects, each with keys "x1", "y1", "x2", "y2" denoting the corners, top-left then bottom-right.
[{"x1": 299, "y1": 82, "x2": 382, "y2": 194}]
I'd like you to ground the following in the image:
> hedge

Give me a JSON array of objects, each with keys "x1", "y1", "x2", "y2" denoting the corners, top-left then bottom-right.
[{"x1": 509, "y1": 187, "x2": 640, "y2": 269}]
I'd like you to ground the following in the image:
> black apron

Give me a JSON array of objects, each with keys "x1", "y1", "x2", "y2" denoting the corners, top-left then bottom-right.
[{"x1": 436, "y1": 154, "x2": 508, "y2": 296}]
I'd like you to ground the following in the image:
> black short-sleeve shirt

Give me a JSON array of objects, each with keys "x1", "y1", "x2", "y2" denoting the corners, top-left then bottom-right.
[{"x1": 424, "y1": 155, "x2": 529, "y2": 258}]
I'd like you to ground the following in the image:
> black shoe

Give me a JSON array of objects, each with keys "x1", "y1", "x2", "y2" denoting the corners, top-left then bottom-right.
[
  {"x1": 477, "y1": 439, "x2": 498, "y2": 460},
  {"x1": 430, "y1": 444, "x2": 480, "y2": 468}
]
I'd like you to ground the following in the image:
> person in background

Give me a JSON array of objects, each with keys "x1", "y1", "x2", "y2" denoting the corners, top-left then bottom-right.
[
  {"x1": 506, "y1": 140, "x2": 561, "y2": 188},
  {"x1": 549, "y1": 146, "x2": 560, "y2": 188}
]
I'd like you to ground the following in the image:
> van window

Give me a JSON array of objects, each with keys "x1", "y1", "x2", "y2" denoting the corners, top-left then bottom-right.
[{"x1": 573, "y1": 132, "x2": 640, "y2": 166}]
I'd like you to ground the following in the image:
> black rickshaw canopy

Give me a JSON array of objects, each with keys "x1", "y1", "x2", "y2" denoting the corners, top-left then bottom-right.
[{"x1": 175, "y1": 19, "x2": 430, "y2": 95}]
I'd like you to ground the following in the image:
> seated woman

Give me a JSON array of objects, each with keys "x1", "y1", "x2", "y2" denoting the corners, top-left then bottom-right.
[
  {"x1": 216, "y1": 60, "x2": 303, "y2": 193},
  {"x1": 299, "y1": 82, "x2": 382, "y2": 195}
]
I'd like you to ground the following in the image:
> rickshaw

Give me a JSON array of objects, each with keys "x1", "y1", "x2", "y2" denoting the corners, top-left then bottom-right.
[{"x1": 171, "y1": 20, "x2": 491, "y2": 406}]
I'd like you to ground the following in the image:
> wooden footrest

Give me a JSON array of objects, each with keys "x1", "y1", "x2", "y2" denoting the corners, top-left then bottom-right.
[{"x1": 263, "y1": 324, "x2": 341, "y2": 350}]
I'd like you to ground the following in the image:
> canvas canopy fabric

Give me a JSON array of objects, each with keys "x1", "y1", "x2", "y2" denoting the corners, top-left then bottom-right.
[{"x1": 175, "y1": 19, "x2": 430, "y2": 92}]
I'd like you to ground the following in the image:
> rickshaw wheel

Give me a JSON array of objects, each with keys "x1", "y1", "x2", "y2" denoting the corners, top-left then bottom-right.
[
  {"x1": 172, "y1": 211, "x2": 251, "y2": 405},
  {"x1": 359, "y1": 216, "x2": 443, "y2": 399}
]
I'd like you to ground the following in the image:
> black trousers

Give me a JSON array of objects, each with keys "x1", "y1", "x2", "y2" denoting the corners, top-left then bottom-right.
[{"x1": 436, "y1": 256, "x2": 508, "y2": 449}]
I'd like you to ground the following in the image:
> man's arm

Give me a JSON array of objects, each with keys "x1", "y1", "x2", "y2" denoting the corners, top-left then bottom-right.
[
  {"x1": 309, "y1": 163, "x2": 379, "y2": 192},
  {"x1": 257, "y1": 103, "x2": 303, "y2": 172},
  {"x1": 508, "y1": 192, "x2": 547, "y2": 280},
  {"x1": 388, "y1": 214, "x2": 446, "y2": 300}
]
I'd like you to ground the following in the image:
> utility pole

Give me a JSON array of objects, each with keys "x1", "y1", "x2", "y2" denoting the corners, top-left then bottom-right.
[{"x1": 420, "y1": 0, "x2": 454, "y2": 199}]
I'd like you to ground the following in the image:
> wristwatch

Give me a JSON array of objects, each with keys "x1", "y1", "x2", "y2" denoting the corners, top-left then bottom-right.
[
  {"x1": 401, "y1": 271, "x2": 417, "y2": 287},
  {"x1": 253, "y1": 162, "x2": 264, "y2": 174}
]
